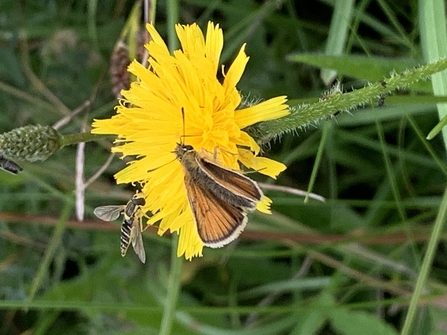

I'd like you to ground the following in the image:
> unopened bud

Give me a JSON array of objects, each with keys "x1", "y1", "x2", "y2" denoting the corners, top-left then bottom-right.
[{"x1": 0, "y1": 125, "x2": 61, "y2": 162}]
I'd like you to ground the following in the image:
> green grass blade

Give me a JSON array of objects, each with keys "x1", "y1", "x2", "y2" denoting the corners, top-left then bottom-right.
[
  {"x1": 159, "y1": 234, "x2": 183, "y2": 335},
  {"x1": 419, "y1": 0, "x2": 447, "y2": 143},
  {"x1": 321, "y1": 0, "x2": 355, "y2": 85},
  {"x1": 401, "y1": 186, "x2": 447, "y2": 335},
  {"x1": 27, "y1": 201, "x2": 72, "y2": 303}
]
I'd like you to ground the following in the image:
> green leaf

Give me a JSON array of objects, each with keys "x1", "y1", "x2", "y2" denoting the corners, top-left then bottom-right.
[
  {"x1": 329, "y1": 309, "x2": 398, "y2": 335},
  {"x1": 290, "y1": 291, "x2": 335, "y2": 335},
  {"x1": 287, "y1": 54, "x2": 427, "y2": 85}
]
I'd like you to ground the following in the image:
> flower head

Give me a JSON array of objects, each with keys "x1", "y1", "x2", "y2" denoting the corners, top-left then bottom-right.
[{"x1": 92, "y1": 22, "x2": 289, "y2": 259}]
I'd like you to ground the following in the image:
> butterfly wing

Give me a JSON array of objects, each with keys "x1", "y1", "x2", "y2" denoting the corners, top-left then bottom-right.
[
  {"x1": 197, "y1": 157, "x2": 262, "y2": 210},
  {"x1": 184, "y1": 173, "x2": 248, "y2": 248}
]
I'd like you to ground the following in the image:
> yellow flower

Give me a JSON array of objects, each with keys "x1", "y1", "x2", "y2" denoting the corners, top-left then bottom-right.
[{"x1": 92, "y1": 22, "x2": 289, "y2": 259}]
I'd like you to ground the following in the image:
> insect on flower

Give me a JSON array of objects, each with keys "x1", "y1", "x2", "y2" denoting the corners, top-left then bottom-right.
[
  {"x1": 173, "y1": 109, "x2": 263, "y2": 248},
  {"x1": 94, "y1": 194, "x2": 146, "y2": 263},
  {"x1": 91, "y1": 22, "x2": 289, "y2": 259}
]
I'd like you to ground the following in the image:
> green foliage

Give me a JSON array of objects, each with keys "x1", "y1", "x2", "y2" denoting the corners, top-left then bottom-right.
[
  {"x1": 329, "y1": 309, "x2": 398, "y2": 335},
  {"x1": 1, "y1": 0, "x2": 447, "y2": 334}
]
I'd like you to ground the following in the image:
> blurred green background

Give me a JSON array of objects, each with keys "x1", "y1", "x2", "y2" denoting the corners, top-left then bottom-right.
[{"x1": 1, "y1": 0, "x2": 447, "y2": 334}]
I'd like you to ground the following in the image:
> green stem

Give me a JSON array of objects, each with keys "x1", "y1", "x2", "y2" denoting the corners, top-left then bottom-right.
[
  {"x1": 305, "y1": 122, "x2": 329, "y2": 203},
  {"x1": 248, "y1": 58, "x2": 447, "y2": 145},
  {"x1": 401, "y1": 186, "x2": 447, "y2": 335},
  {"x1": 149, "y1": 0, "x2": 157, "y2": 24},
  {"x1": 159, "y1": 233, "x2": 183, "y2": 335},
  {"x1": 87, "y1": 0, "x2": 99, "y2": 52},
  {"x1": 27, "y1": 201, "x2": 72, "y2": 303},
  {"x1": 59, "y1": 132, "x2": 111, "y2": 147},
  {"x1": 166, "y1": 0, "x2": 179, "y2": 52},
  {"x1": 125, "y1": 1, "x2": 143, "y2": 60}
]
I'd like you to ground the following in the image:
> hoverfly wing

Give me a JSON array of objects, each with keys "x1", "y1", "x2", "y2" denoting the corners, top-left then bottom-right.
[
  {"x1": 94, "y1": 205, "x2": 124, "y2": 222},
  {"x1": 184, "y1": 173, "x2": 247, "y2": 248},
  {"x1": 130, "y1": 219, "x2": 146, "y2": 263}
]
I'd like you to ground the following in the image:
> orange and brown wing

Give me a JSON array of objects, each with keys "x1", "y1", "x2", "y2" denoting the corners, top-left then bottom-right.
[
  {"x1": 197, "y1": 157, "x2": 262, "y2": 209},
  {"x1": 184, "y1": 173, "x2": 248, "y2": 248}
]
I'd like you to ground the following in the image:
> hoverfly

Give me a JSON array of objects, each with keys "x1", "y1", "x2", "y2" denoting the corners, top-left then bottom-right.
[{"x1": 93, "y1": 194, "x2": 146, "y2": 263}]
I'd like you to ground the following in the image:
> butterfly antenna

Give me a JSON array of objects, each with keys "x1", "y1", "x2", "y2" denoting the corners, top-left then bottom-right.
[{"x1": 181, "y1": 107, "x2": 186, "y2": 145}]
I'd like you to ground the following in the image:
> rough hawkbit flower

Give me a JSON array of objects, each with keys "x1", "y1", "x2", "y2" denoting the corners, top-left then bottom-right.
[{"x1": 92, "y1": 22, "x2": 289, "y2": 259}]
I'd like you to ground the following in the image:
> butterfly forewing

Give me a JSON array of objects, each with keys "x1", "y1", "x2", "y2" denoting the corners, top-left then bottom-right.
[
  {"x1": 184, "y1": 173, "x2": 247, "y2": 248},
  {"x1": 197, "y1": 157, "x2": 262, "y2": 209}
]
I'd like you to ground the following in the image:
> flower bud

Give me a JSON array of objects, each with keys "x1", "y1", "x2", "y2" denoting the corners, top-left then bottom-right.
[{"x1": 0, "y1": 125, "x2": 61, "y2": 162}]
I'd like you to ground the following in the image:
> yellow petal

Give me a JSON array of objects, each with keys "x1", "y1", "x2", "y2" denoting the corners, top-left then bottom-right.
[
  {"x1": 238, "y1": 149, "x2": 286, "y2": 179},
  {"x1": 257, "y1": 196, "x2": 272, "y2": 214},
  {"x1": 223, "y1": 44, "x2": 249, "y2": 96},
  {"x1": 235, "y1": 96, "x2": 289, "y2": 129}
]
